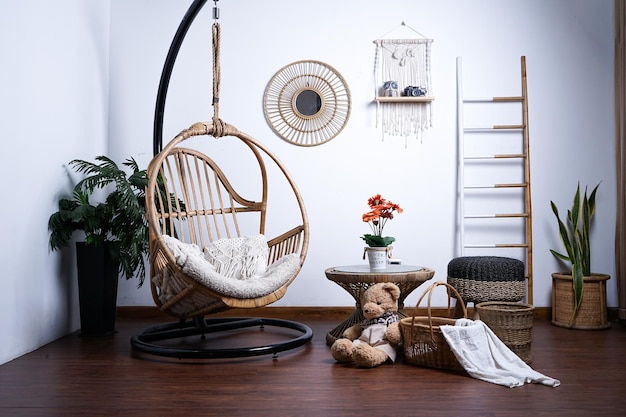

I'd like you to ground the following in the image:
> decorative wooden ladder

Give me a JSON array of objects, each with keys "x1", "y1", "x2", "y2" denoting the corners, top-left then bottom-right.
[{"x1": 455, "y1": 56, "x2": 533, "y2": 303}]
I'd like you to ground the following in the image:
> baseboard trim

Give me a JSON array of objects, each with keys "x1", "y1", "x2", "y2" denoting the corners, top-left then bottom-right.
[{"x1": 118, "y1": 305, "x2": 560, "y2": 321}]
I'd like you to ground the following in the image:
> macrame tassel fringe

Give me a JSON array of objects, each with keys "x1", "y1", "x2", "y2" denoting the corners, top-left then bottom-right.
[{"x1": 377, "y1": 102, "x2": 432, "y2": 143}]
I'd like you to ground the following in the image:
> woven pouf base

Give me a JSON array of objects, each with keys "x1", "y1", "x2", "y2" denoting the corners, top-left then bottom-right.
[
  {"x1": 476, "y1": 301, "x2": 534, "y2": 364},
  {"x1": 447, "y1": 256, "x2": 526, "y2": 304}
]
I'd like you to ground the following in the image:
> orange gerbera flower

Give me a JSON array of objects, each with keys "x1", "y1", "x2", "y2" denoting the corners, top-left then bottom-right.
[
  {"x1": 367, "y1": 194, "x2": 385, "y2": 207},
  {"x1": 361, "y1": 194, "x2": 403, "y2": 247}
]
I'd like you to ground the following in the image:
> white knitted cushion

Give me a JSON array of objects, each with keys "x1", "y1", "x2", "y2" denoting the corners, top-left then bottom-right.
[
  {"x1": 160, "y1": 234, "x2": 299, "y2": 299},
  {"x1": 203, "y1": 235, "x2": 269, "y2": 280}
]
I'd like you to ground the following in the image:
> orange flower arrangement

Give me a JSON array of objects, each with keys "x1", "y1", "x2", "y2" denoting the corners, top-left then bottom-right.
[{"x1": 361, "y1": 194, "x2": 403, "y2": 247}]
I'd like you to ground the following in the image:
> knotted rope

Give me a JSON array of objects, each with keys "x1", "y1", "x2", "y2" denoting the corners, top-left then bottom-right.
[{"x1": 211, "y1": 22, "x2": 227, "y2": 137}]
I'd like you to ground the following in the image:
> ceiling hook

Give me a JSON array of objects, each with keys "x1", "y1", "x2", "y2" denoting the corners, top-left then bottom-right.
[{"x1": 213, "y1": 0, "x2": 220, "y2": 20}]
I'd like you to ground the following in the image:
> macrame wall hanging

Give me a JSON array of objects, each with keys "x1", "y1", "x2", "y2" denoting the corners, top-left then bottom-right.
[{"x1": 373, "y1": 22, "x2": 434, "y2": 145}]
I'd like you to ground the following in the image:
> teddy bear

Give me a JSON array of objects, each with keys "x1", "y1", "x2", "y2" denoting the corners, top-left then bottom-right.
[{"x1": 331, "y1": 282, "x2": 402, "y2": 368}]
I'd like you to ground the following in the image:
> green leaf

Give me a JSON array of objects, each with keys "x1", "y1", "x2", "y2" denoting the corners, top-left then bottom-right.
[
  {"x1": 571, "y1": 183, "x2": 580, "y2": 229},
  {"x1": 551, "y1": 200, "x2": 575, "y2": 261},
  {"x1": 549, "y1": 249, "x2": 570, "y2": 263},
  {"x1": 361, "y1": 234, "x2": 395, "y2": 247},
  {"x1": 570, "y1": 263, "x2": 584, "y2": 325}
]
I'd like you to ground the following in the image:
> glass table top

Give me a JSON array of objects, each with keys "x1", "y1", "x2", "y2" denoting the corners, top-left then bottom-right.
[{"x1": 331, "y1": 265, "x2": 426, "y2": 274}]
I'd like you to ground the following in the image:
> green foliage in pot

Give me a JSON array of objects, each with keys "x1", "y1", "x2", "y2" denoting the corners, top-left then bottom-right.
[
  {"x1": 48, "y1": 156, "x2": 149, "y2": 287},
  {"x1": 550, "y1": 182, "x2": 600, "y2": 317}
]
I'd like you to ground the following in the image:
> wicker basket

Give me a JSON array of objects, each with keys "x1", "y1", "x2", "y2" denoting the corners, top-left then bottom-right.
[
  {"x1": 476, "y1": 301, "x2": 534, "y2": 364},
  {"x1": 551, "y1": 272, "x2": 611, "y2": 329},
  {"x1": 400, "y1": 281, "x2": 467, "y2": 371}
]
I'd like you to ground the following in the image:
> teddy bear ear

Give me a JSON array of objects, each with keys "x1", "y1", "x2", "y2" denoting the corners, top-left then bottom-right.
[{"x1": 381, "y1": 283, "x2": 400, "y2": 300}]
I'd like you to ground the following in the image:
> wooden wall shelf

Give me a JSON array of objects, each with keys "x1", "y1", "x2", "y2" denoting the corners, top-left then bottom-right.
[{"x1": 374, "y1": 96, "x2": 435, "y2": 103}]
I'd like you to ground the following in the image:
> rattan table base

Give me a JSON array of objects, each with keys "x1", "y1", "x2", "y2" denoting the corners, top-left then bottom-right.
[{"x1": 325, "y1": 265, "x2": 435, "y2": 345}]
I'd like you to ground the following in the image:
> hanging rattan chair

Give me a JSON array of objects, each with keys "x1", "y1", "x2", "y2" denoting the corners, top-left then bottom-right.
[{"x1": 130, "y1": 1, "x2": 312, "y2": 359}]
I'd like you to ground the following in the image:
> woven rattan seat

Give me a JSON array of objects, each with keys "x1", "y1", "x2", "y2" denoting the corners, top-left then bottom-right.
[
  {"x1": 131, "y1": 4, "x2": 313, "y2": 359},
  {"x1": 447, "y1": 256, "x2": 526, "y2": 305},
  {"x1": 130, "y1": 122, "x2": 313, "y2": 359}
]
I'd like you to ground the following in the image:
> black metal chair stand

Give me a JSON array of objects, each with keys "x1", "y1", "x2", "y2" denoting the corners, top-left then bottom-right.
[{"x1": 131, "y1": 317, "x2": 313, "y2": 359}]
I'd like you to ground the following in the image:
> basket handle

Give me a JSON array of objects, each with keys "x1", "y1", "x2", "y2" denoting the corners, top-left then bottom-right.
[{"x1": 410, "y1": 281, "x2": 468, "y2": 342}]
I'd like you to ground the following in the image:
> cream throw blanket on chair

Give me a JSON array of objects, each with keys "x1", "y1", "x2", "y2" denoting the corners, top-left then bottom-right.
[
  {"x1": 440, "y1": 319, "x2": 560, "y2": 388},
  {"x1": 159, "y1": 234, "x2": 300, "y2": 300}
]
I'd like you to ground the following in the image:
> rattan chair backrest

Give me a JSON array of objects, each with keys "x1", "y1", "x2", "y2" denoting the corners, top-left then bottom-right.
[{"x1": 145, "y1": 121, "x2": 309, "y2": 317}]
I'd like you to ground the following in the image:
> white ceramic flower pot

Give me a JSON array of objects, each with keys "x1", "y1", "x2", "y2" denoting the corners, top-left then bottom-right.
[{"x1": 364, "y1": 246, "x2": 392, "y2": 271}]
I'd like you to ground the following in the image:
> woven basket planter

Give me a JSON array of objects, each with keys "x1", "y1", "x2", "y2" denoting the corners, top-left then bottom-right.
[
  {"x1": 551, "y1": 272, "x2": 611, "y2": 330},
  {"x1": 476, "y1": 301, "x2": 535, "y2": 364}
]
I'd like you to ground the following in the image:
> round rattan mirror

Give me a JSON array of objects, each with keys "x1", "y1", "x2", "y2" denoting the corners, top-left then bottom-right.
[{"x1": 263, "y1": 60, "x2": 351, "y2": 147}]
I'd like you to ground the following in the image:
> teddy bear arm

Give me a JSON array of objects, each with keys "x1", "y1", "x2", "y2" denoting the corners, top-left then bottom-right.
[
  {"x1": 342, "y1": 324, "x2": 363, "y2": 340},
  {"x1": 384, "y1": 322, "x2": 402, "y2": 346}
]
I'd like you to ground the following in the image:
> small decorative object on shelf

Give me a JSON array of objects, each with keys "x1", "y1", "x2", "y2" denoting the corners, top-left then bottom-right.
[
  {"x1": 403, "y1": 85, "x2": 427, "y2": 97},
  {"x1": 361, "y1": 194, "x2": 403, "y2": 271},
  {"x1": 383, "y1": 81, "x2": 399, "y2": 97}
]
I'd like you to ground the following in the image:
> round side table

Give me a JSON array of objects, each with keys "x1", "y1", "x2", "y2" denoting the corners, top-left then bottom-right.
[{"x1": 324, "y1": 265, "x2": 435, "y2": 346}]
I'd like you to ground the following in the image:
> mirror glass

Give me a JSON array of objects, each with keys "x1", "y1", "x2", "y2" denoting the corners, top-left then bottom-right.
[{"x1": 295, "y1": 90, "x2": 322, "y2": 116}]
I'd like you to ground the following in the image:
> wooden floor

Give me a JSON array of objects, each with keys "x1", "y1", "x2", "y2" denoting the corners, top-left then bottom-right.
[{"x1": 1, "y1": 308, "x2": 626, "y2": 417}]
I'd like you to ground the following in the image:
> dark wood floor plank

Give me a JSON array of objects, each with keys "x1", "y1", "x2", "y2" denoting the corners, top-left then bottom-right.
[{"x1": 1, "y1": 311, "x2": 625, "y2": 417}]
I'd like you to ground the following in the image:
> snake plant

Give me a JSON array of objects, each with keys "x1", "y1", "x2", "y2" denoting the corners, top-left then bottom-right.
[{"x1": 550, "y1": 182, "x2": 600, "y2": 318}]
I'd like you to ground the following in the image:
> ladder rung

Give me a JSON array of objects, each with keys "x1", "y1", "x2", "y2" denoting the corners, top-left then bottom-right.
[
  {"x1": 464, "y1": 213, "x2": 529, "y2": 218},
  {"x1": 463, "y1": 96, "x2": 524, "y2": 102},
  {"x1": 464, "y1": 243, "x2": 529, "y2": 248},
  {"x1": 465, "y1": 183, "x2": 527, "y2": 189},
  {"x1": 493, "y1": 96, "x2": 524, "y2": 102},
  {"x1": 463, "y1": 125, "x2": 524, "y2": 131},
  {"x1": 495, "y1": 183, "x2": 527, "y2": 188},
  {"x1": 464, "y1": 154, "x2": 526, "y2": 160}
]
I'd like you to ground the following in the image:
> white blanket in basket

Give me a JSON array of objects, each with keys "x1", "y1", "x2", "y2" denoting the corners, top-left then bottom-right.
[{"x1": 440, "y1": 319, "x2": 560, "y2": 388}]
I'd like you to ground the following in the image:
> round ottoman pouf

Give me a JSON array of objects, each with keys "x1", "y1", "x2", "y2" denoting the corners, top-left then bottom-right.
[{"x1": 447, "y1": 256, "x2": 526, "y2": 304}]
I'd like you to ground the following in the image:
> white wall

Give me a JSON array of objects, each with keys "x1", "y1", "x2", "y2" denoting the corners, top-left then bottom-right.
[
  {"x1": 0, "y1": 0, "x2": 111, "y2": 364},
  {"x1": 0, "y1": 0, "x2": 616, "y2": 364},
  {"x1": 112, "y1": 0, "x2": 617, "y2": 310}
]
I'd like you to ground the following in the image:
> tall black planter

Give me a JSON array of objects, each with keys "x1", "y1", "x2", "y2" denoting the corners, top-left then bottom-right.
[{"x1": 75, "y1": 242, "x2": 119, "y2": 336}]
